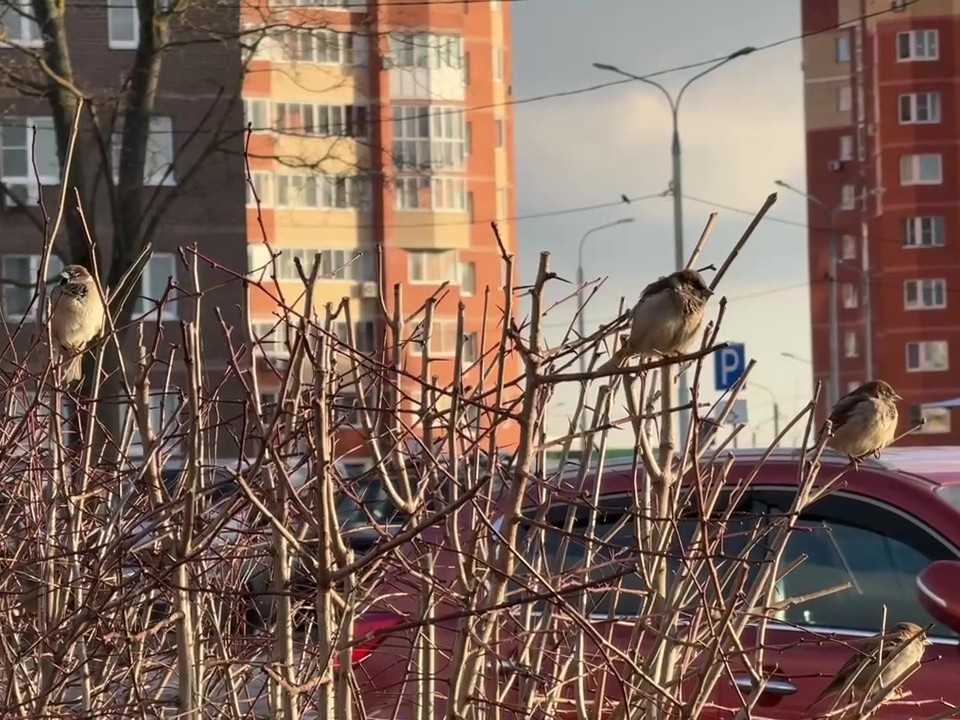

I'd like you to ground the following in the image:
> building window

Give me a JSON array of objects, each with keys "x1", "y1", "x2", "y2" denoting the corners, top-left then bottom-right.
[
  {"x1": 280, "y1": 29, "x2": 367, "y2": 65},
  {"x1": 274, "y1": 102, "x2": 368, "y2": 138},
  {"x1": 910, "y1": 405, "x2": 951, "y2": 434},
  {"x1": 414, "y1": 318, "x2": 459, "y2": 356},
  {"x1": 430, "y1": 176, "x2": 466, "y2": 211},
  {"x1": 462, "y1": 331, "x2": 478, "y2": 363},
  {"x1": 906, "y1": 340, "x2": 948, "y2": 372},
  {"x1": 836, "y1": 35, "x2": 850, "y2": 63},
  {"x1": 251, "y1": 319, "x2": 291, "y2": 357},
  {"x1": 334, "y1": 320, "x2": 377, "y2": 353},
  {"x1": 243, "y1": 99, "x2": 271, "y2": 131},
  {"x1": 899, "y1": 92, "x2": 941, "y2": 124},
  {"x1": 246, "y1": 171, "x2": 273, "y2": 207},
  {"x1": 840, "y1": 184, "x2": 856, "y2": 210},
  {"x1": 275, "y1": 174, "x2": 371, "y2": 210},
  {"x1": 837, "y1": 85, "x2": 852, "y2": 112},
  {"x1": 392, "y1": 106, "x2": 465, "y2": 171},
  {"x1": 900, "y1": 154, "x2": 942, "y2": 186},
  {"x1": 137, "y1": 252, "x2": 178, "y2": 321},
  {"x1": 841, "y1": 282, "x2": 858, "y2": 309},
  {"x1": 0, "y1": 116, "x2": 60, "y2": 203},
  {"x1": 272, "y1": 248, "x2": 374, "y2": 282},
  {"x1": 495, "y1": 118, "x2": 505, "y2": 149},
  {"x1": 458, "y1": 260, "x2": 476, "y2": 295},
  {"x1": 0, "y1": 0, "x2": 42, "y2": 47},
  {"x1": 1, "y1": 254, "x2": 63, "y2": 321},
  {"x1": 108, "y1": 0, "x2": 138, "y2": 49},
  {"x1": 839, "y1": 135, "x2": 853, "y2": 161},
  {"x1": 389, "y1": 32, "x2": 464, "y2": 69},
  {"x1": 409, "y1": 250, "x2": 456, "y2": 284},
  {"x1": 493, "y1": 45, "x2": 504, "y2": 81},
  {"x1": 904, "y1": 278, "x2": 946, "y2": 310},
  {"x1": 395, "y1": 176, "x2": 427, "y2": 210},
  {"x1": 844, "y1": 330, "x2": 858, "y2": 358},
  {"x1": 902, "y1": 216, "x2": 945, "y2": 247},
  {"x1": 333, "y1": 392, "x2": 361, "y2": 426},
  {"x1": 897, "y1": 30, "x2": 938, "y2": 61},
  {"x1": 111, "y1": 116, "x2": 176, "y2": 186},
  {"x1": 841, "y1": 234, "x2": 857, "y2": 260}
]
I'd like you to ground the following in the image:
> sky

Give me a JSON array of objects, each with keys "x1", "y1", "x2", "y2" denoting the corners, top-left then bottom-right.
[{"x1": 510, "y1": 0, "x2": 813, "y2": 448}]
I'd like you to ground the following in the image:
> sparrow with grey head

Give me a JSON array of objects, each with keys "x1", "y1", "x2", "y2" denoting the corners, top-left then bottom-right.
[
  {"x1": 821, "y1": 379, "x2": 901, "y2": 464},
  {"x1": 596, "y1": 268, "x2": 713, "y2": 374},
  {"x1": 50, "y1": 264, "x2": 105, "y2": 385},
  {"x1": 806, "y1": 621, "x2": 930, "y2": 714}
]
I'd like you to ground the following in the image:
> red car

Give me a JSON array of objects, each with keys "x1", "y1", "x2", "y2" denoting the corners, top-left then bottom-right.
[{"x1": 347, "y1": 446, "x2": 960, "y2": 719}]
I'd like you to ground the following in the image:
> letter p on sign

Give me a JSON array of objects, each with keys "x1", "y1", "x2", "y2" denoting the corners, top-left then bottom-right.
[{"x1": 714, "y1": 343, "x2": 746, "y2": 392}]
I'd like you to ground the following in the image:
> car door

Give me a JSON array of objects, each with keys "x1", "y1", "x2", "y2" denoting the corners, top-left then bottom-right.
[{"x1": 722, "y1": 488, "x2": 960, "y2": 719}]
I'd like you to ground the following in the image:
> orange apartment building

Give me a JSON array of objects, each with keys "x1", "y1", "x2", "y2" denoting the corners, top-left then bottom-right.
[
  {"x1": 240, "y1": 0, "x2": 520, "y2": 471},
  {"x1": 802, "y1": 0, "x2": 960, "y2": 444}
]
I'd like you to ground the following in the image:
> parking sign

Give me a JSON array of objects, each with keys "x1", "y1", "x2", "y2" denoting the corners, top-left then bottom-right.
[{"x1": 714, "y1": 343, "x2": 746, "y2": 391}]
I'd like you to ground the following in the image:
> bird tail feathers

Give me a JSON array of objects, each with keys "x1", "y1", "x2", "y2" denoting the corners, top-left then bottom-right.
[{"x1": 60, "y1": 353, "x2": 83, "y2": 384}]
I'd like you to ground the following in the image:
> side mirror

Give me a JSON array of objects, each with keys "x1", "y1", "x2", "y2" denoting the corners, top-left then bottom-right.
[{"x1": 917, "y1": 560, "x2": 960, "y2": 632}]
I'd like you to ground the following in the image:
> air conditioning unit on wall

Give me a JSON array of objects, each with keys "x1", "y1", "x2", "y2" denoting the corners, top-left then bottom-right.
[
  {"x1": 359, "y1": 281, "x2": 379, "y2": 299},
  {"x1": 828, "y1": 160, "x2": 844, "y2": 172}
]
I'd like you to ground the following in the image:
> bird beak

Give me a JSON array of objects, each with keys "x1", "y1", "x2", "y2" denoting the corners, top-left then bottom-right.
[
  {"x1": 58, "y1": 271, "x2": 70, "y2": 284},
  {"x1": 924, "y1": 637, "x2": 933, "y2": 646},
  {"x1": 894, "y1": 393, "x2": 903, "y2": 401}
]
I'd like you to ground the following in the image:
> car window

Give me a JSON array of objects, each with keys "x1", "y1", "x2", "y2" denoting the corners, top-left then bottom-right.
[
  {"x1": 755, "y1": 491, "x2": 957, "y2": 638},
  {"x1": 509, "y1": 494, "x2": 760, "y2": 617}
]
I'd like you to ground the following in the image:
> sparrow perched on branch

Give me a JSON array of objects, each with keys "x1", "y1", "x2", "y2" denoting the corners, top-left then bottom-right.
[
  {"x1": 822, "y1": 379, "x2": 901, "y2": 462},
  {"x1": 50, "y1": 265, "x2": 105, "y2": 384},
  {"x1": 597, "y1": 268, "x2": 713, "y2": 373},
  {"x1": 806, "y1": 622, "x2": 930, "y2": 712}
]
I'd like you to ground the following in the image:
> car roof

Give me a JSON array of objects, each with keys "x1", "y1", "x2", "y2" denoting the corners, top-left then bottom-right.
[{"x1": 548, "y1": 445, "x2": 960, "y2": 490}]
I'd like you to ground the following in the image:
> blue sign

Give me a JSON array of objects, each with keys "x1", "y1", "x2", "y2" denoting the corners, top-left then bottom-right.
[{"x1": 714, "y1": 343, "x2": 746, "y2": 391}]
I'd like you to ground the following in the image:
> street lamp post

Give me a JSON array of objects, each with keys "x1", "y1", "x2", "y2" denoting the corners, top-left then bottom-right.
[
  {"x1": 593, "y1": 46, "x2": 755, "y2": 448},
  {"x1": 577, "y1": 218, "x2": 635, "y2": 444},
  {"x1": 749, "y1": 380, "x2": 781, "y2": 437}
]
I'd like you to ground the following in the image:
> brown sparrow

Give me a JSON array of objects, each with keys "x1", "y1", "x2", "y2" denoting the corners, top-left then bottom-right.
[
  {"x1": 597, "y1": 268, "x2": 713, "y2": 373},
  {"x1": 822, "y1": 379, "x2": 901, "y2": 463},
  {"x1": 807, "y1": 622, "x2": 930, "y2": 712},
  {"x1": 50, "y1": 265, "x2": 105, "y2": 384}
]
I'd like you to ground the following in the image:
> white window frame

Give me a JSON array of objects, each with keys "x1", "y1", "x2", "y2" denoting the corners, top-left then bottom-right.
[
  {"x1": 334, "y1": 391, "x2": 362, "y2": 426},
  {"x1": 913, "y1": 406, "x2": 951, "y2": 434},
  {"x1": 333, "y1": 320, "x2": 376, "y2": 353},
  {"x1": 251, "y1": 319, "x2": 291, "y2": 357},
  {"x1": 137, "y1": 252, "x2": 178, "y2": 321},
  {"x1": 841, "y1": 282, "x2": 858, "y2": 309},
  {"x1": 111, "y1": 116, "x2": 176, "y2": 186},
  {"x1": 281, "y1": 28, "x2": 367, "y2": 66},
  {"x1": 839, "y1": 135, "x2": 853, "y2": 161},
  {"x1": 420, "y1": 318, "x2": 458, "y2": 357},
  {"x1": 841, "y1": 234, "x2": 856, "y2": 260},
  {"x1": 495, "y1": 118, "x2": 505, "y2": 150},
  {"x1": 898, "y1": 92, "x2": 941, "y2": 124},
  {"x1": 271, "y1": 247, "x2": 374, "y2": 282},
  {"x1": 906, "y1": 340, "x2": 949, "y2": 372},
  {"x1": 389, "y1": 32, "x2": 464, "y2": 70},
  {"x1": 274, "y1": 173, "x2": 370, "y2": 211},
  {"x1": 108, "y1": 0, "x2": 139, "y2": 49},
  {"x1": 274, "y1": 102, "x2": 369, "y2": 138},
  {"x1": 844, "y1": 330, "x2": 859, "y2": 358},
  {"x1": 462, "y1": 331, "x2": 478, "y2": 363},
  {"x1": 897, "y1": 29, "x2": 938, "y2": 62},
  {"x1": 493, "y1": 45, "x2": 504, "y2": 82},
  {"x1": 836, "y1": 35, "x2": 850, "y2": 63},
  {"x1": 409, "y1": 250, "x2": 457, "y2": 284},
  {"x1": 840, "y1": 184, "x2": 856, "y2": 210},
  {"x1": 0, "y1": 0, "x2": 42, "y2": 48},
  {"x1": 458, "y1": 260, "x2": 476, "y2": 295},
  {"x1": 838, "y1": 85, "x2": 852, "y2": 112},
  {"x1": 902, "y1": 216, "x2": 945, "y2": 248},
  {"x1": 243, "y1": 98, "x2": 271, "y2": 132},
  {"x1": 904, "y1": 278, "x2": 946, "y2": 311},
  {"x1": 246, "y1": 171, "x2": 273, "y2": 207},
  {"x1": 900, "y1": 153, "x2": 942, "y2": 186},
  {"x1": 392, "y1": 105, "x2": 466, "y2": 172},
  {"x1": 0, "y1": 116, "x2": 61, "y2": 204},
  {"x1": 1, "y1": 254, "x2": 64, "y2": 321}
]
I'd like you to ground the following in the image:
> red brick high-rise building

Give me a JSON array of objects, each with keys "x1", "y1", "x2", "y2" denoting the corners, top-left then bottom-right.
[{"x1": 801, "y1": 0, "x2": 960, "y2": 443}]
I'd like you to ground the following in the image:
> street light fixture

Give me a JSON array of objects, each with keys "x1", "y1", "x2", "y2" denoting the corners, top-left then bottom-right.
[
  {"x1": 577, "y1": 218, "x2": 635, "y2": 443},
  {"x1": 593, "y1": 46, "x2": 755, "y2": 447}
]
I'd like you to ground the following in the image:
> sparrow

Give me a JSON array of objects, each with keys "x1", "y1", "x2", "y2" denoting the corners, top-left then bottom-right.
[
  {"x1": 806, "y1": 622, "x2": 930, "y2": 712},
  {"x1": 822, "y1": 379, "x2": 901, "y2": 463},
  {"x1": 50, "y1": 265, "x2": 105, "y2": 384},
  {"x1": 597, "y1": 268, "x2": 713, "y2": 373}
]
